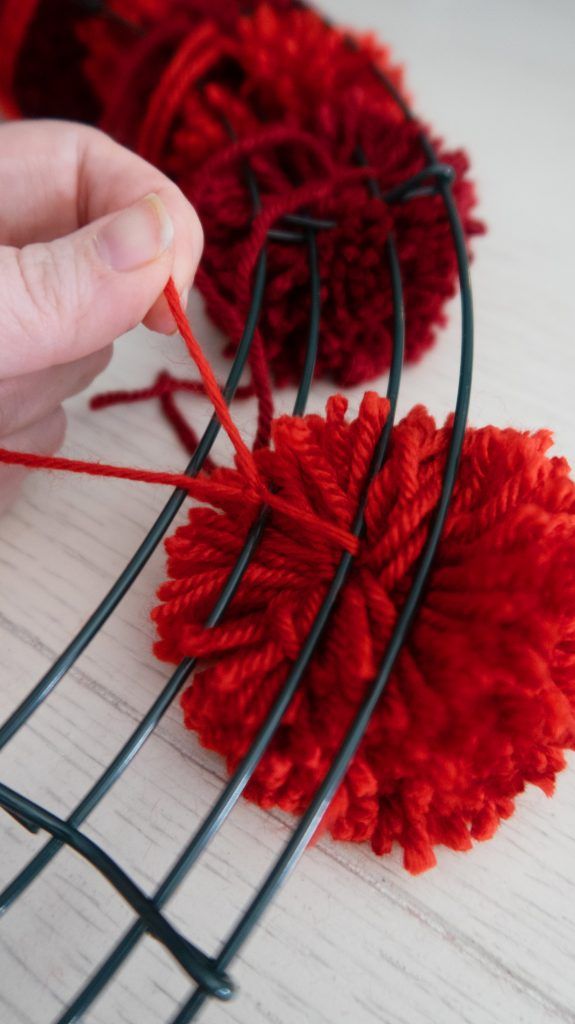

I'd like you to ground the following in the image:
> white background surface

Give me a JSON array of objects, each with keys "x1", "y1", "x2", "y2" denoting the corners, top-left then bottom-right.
[{"x1": 1, "y1": 2, "x2": 575, "y2": 1022}]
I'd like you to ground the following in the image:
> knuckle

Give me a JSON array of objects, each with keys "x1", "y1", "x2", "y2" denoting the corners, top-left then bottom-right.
[
  {"x1": 16, "y1": 239, "x2": 99, "y2": 345},
  {"x1": 13, "y1": 244, "x2": 73, "y2": 342}
]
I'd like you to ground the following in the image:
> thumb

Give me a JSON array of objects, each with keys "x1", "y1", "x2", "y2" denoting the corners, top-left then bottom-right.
[{"x1": 0, "y1": 193, "x2": 178, "y2": 377}]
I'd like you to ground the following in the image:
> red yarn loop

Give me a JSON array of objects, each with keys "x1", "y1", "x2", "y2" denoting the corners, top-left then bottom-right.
[
  {"x1": 164, "y1": 279, "x2": 258, "y2": 485},
  {"x1": 90, "y1": 373, "x2": 254, "y2": 409},
  {"x1": 90, "y1": 371, "x2": 254, "y2": 458}
]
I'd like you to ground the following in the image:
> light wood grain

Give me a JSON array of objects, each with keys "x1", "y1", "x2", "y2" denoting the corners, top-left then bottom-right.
[{"x1": 1, "y1": 1, "x2": 575, "y2": 1022}]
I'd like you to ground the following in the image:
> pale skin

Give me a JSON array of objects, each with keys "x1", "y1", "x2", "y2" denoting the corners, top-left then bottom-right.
[{"x1": 0, "y1": 119, "x2": 204, "y2": 513}]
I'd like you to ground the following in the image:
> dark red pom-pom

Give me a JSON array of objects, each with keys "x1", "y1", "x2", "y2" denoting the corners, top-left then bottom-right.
[
  {"x1": 154, "y1": 395, "x2": 575, "y2": 873},
  {"x1": 190, "y1": 89, "x2": 482, "y2": 385},
  {"x1": 1, "y1": 1, "x2": 483, "y2": 387}
]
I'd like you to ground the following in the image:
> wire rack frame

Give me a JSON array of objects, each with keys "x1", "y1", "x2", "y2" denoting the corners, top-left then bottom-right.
[{"x1": 0, "y1": 33, "x2": 474, "y2": 1024}]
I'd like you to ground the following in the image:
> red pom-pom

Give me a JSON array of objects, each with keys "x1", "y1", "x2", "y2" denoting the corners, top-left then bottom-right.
[
  {"x1": 1, "y1": 1, "x2": 483, "y2": 387},
  {"x1": 237, "y1": 4, "x2": 405, "y2": 125},
  {"x1": 154, "y1": 396, "x2": 575, "y2": 873},
  {"x1": 191, "y1": 92, "x2": 482, "y2": 384}
]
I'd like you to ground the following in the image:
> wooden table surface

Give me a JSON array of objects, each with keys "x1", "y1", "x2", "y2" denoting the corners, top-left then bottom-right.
[{"x1": 1, "y1": 2, "x2": 574, "y2": 1022}]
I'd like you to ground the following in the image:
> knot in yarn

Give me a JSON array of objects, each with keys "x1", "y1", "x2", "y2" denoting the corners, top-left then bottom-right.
[{"x1": 154, "y1": 395, "x2": 575, "y2": 873}]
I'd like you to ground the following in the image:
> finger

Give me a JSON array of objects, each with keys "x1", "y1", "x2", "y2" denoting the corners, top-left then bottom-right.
[
  {"x1": 1, "y1": 191, "x2": 190, "y2": 377},
  {"x1": 0, "y1": 407, "x2": 66, "y2": 516},
  {"x1": 0, "y1": 119, "x2": 203, "y2": 333},
  {"x1": 0, "y1": 347, "x2": 113, "y2": 439}
]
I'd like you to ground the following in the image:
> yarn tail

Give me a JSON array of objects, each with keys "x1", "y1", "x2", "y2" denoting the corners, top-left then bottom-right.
[{"x1": 0, "y1": 279, "x2": 357, "y2": 555}]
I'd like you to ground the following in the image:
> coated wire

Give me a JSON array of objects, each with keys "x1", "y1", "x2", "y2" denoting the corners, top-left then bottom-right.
[
  {"x1": 53, "y1": 226, "x2": 405, "y2": 1024},
  {"x1": 0, "y1": 227, "x2": 320, "y2": 915},
  {"x1": 0, "y1": 783, "x2": 234, "y2": 1001},
  {"x1": 0, "y1": 250, "x2": 268, "y2": 750},
  {"x1": 167, "y1": 146, "x2": 473, "y2": 1024},
  {"x1": 0, "y1": 38, "x2": 474, "y2": 1024}
]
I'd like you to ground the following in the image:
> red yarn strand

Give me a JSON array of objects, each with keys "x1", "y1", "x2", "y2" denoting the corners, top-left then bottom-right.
[
  {"x1": 158, "y1": 384, "x2": 213, "y2": 462},
  {"x1": 90, "y1": 374, "x2": 254, "y2": 409},
  {"x1": 164, "y1": 277, "x2": 260, "y2": 487},
  {"x1": 0, "y1": 279, "x2": 358, "y2": 555}
]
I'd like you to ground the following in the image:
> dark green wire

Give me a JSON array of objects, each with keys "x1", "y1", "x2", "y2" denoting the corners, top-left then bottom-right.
[
  {"x1": 0, "y1": 249, "x2": 268, "y2": 750},
  {"x1": 0, "y1": 234, "x2": 319, "y2": 913},
  {"x1": 173, "y1": 201, "x2": 470, "y2": 1024},
  {"x1": 51, "y1": 223, "x2": 404, "y2": 1024},
  {"x1": 166, "y1": 110, "x2": 473, "y2": 1024}
]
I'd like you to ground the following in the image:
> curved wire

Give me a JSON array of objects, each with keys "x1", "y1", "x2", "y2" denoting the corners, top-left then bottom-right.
[
  {"x1": 0, "y1": 249, "x2": 268, "y2": 750},
  {"x1": 0, "y1": 230, "x2": 320, "y2": 913},
  {"x1": 0, "y1": 782, "x2": 233, "y2": 1001},
  {"x1": 52, "y1": 220, "x2": 405, "y2": 1024},
  {"x1": 269, "y1": 163, "x2": 455, "y2": 239},
  {"x1": 0, "y1": 27, "x2": 475, "y2": 1024},
  {"x1": 169, "y1": 97, "x2": 474, "y2": 1024}
]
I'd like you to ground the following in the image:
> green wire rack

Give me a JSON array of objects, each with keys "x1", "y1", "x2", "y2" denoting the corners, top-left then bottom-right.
[{"x1": 0, "y1": 40, "x2": 474, "y2": 1024}]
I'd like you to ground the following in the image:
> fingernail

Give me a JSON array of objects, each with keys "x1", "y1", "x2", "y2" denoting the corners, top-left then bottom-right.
[
  {"x1": 180, "y1": 286, "x2": 190, "y2": 312},
  {"x1": 95, "y1": 193, "x2": 174, "y2": 272}
]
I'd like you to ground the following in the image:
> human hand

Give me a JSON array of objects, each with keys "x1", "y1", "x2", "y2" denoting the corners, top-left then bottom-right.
[{"x1": 0, "y1": 119, "x2": 203, "y2": 513}]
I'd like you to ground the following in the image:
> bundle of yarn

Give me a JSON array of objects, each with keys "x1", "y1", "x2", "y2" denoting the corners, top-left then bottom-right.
[{"x1": 1, "y1": 1, "x2": 574, "y2": 874}]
